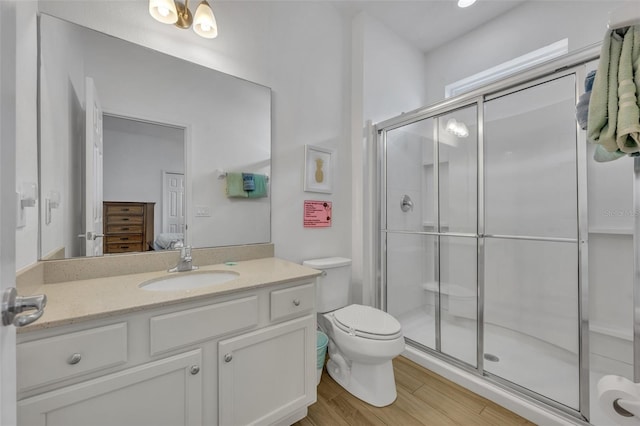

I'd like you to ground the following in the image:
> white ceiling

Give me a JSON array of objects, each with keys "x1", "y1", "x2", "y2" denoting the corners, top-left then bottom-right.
[{"x1": 331, "y1": 0, "x2": 527, "y2": 53}]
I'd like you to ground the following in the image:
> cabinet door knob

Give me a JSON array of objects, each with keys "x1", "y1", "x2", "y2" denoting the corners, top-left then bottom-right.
[
  {"x1": 68, "y1": 353, "x2": 82, "y2": 365},
  {"x1": 190, "y1": 365, "x2": 200, "y2": 375},
  {"x1": 224, "y1": 353, "x2": 233, "y2": 363},
  {"x1": 293, "y1": 299, "x2": 301, "y2": 306}
]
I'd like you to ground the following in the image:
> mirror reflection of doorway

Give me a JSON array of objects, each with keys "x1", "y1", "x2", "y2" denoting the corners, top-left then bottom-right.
[{"x1": 103, "y1": 115, "x2": 186, "y2": 253}]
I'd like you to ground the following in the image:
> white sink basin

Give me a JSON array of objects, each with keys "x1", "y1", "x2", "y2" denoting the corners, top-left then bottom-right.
[{"x1": 139, "y1": 271, "x2": 239, "y2": 291}]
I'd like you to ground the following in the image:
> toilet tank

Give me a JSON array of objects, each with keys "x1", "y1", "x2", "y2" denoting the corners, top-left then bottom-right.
[{"x1": 303, "y1": 257, "x2": 352, "y2": 313}]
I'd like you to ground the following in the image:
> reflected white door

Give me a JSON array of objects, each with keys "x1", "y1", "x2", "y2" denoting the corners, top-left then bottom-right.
[
  {"x1": 84, "y1": 77, "x2": 104, "y2": 256},
  {"x1": 0, "y1": 2, "x2": 18, "y2": 423},
  {"x1": 163, "y1": 172, "x2": 185, "y2": 233}
]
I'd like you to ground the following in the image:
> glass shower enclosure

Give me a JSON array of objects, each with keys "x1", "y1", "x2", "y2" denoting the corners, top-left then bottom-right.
[{"x1": 376, "y1": 55, "x2": 602, "y2": 421}]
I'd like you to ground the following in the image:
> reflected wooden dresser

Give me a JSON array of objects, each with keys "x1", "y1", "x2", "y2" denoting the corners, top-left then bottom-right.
[{"x1": 103, "y1": 202, "x2": 155, "y2": 254}]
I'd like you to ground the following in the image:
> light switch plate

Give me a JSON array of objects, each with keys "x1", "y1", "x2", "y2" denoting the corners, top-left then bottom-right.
[{"x1": 195, "y1": 206, "x2": 211, "y2": 217}]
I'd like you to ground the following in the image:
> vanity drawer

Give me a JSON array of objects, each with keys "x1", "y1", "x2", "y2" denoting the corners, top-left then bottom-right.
[
  {"x1": 107, "y1": 215, "x2": 144, "y2": 225},
  {"x1": 270, "y1": 283, "x2": 315, "y2": 321},
  {"x1": 17, "y1": 323, "x2": 128, "y2": 391},
  {"x1": 150, "y1": 296, "x2": 258, "y2": 355},
  {"x1": 105, "y1": 204, "x2": 144, "y2": 215},
  {"x1": 106, "y1": 243, "x2": 144, "y2": 253},
  {"x1": 106, "y1": 235, "x2": 143, "y2": 244},
  {"x1": 106, "y1": 224, "x2": 143, "y2": 234}
]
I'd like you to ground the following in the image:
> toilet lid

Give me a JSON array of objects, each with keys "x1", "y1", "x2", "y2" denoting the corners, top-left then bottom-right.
[{"x1": 333, "y1": 305, "x2": 402, "y2": 340}]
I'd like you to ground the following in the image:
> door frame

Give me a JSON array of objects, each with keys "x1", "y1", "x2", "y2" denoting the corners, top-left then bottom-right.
[
  {"x1": 84, "y1": 77, "x2": 104, "y2": 257},
  {"x1": 0, "y1": 1, "x2": 19, "y2": 424},
  {"x1": 101, "y1": 110, "x2": 190, "y2": 246}
]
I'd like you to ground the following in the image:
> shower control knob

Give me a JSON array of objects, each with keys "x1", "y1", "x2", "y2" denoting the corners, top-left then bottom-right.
[
  {"x1": 224, "y1": 353, "x2": 233, "y2": 363},
  {"x1": 293, "y1": 299, "x2": 301, "y2": 306},
  {"x1": 400, "y1": 195, "x2": 414, "y2": 212}
]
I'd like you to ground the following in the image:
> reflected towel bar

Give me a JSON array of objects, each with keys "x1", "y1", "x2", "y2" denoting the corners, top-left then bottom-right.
[{"x1": 216, "y1": 169, "x2": 269, "y2": 182}]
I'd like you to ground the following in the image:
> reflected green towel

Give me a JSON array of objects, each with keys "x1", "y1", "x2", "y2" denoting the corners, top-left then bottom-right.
[
  {"x1": 248, "y1": 174, "x2": 268, "y2": 198},
  {"x1": 226, "y1": 172, "x2": 248, "y2": 198}
]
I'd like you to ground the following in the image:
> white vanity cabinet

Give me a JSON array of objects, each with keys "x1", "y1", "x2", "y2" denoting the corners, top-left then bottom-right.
[
  {"x1": 219, "y1": 315, "x2": 315, "y2": 425},
  {"x1": 16, "y1": 278, "x2": 317, "y2": 426},
  {"x1": 18, "y1": 350, "x2": 203, "y2": 426}
]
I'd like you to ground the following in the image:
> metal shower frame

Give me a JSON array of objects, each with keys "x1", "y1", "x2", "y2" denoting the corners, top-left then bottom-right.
[{"x1": 372, "y1": 43, "x2": 607, "y2": 423}]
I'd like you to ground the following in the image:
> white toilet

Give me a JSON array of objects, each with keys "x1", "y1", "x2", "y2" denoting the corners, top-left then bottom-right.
[{"x1": 303, "y1": 257, "x2": 405, "y2": 407}]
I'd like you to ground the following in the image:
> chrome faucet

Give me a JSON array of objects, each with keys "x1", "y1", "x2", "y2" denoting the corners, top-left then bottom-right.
[{"x1": 169, "y1": 246, "x2": 199, "y2": 273}]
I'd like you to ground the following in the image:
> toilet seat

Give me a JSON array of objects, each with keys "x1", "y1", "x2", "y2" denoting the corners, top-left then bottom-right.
[{"x1": 332, "y1": 305, "x2": 403, "y2": 341}]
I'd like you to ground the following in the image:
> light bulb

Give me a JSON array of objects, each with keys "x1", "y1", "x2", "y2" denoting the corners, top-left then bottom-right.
[
  {"x1": 457, "y1": 0, "x2": 477, "y2": 8},
  {"x1": 446, "y1": 118, "x2": 458, "y2": 133},
  {"x1": 193, "y1": 1, "x2": 218, "y2": 39},
  {"x1": 149, "y1": 0, "x2": 178, "y2": 24},
  {"x1": 457, "y1": 123, "x2": 469, "y2": 138}
]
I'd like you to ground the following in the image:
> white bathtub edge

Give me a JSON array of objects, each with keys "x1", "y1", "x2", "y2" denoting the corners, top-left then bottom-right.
[{"x1": 401, "y1": 346, "x2": 586, "y2": 426}]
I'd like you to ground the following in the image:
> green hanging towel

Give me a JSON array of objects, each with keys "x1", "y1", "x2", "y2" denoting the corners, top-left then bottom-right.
[
  {"x1": 588, "y1": 29, "x2": 624, "y2": 154},
  {"x1": 616, "y1": 25, "x2": 640, "y2": 153},
  {"x1": 248, "y1": 174, "x2": 268, "y2": 198},
  {"x1": 226, "y1": 172, "x2": 249, "y2": 198}
]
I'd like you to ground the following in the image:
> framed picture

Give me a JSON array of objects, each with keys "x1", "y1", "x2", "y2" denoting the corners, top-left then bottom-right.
[{"x1": 304, "y1": 145, "x2": 334, "y2": 193}]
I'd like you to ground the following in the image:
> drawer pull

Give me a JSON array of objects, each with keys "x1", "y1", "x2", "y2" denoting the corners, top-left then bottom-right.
[
  {"x1": 68, "y1": 353, "x2": 82, "y2": 365},
  {"x1": 122, "y1": 208, "x2": 130, "y2": 212},
  {"x1": 224, "y1": 353, "x2": 233, "y2": 363},
  {"x1": 122, "y1": 218, "x2": 129, "y2": 221},
  {"x1": 293, "y1": 299, "x2": 301, "y2": 306},
  {"x1": 190, "y1": 365, "x2": 200, "y2": 375},
  {"x1": 120, "y1": 237, "x2": 129, "y2": 241},
  {"x1": 122, "y1": 227, "x2": 130, "y2": 231}
]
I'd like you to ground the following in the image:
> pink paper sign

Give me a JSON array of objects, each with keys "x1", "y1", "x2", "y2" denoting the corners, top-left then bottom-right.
[{"x1": 304, "y1": 200, "x2": 332, "y2": 228}]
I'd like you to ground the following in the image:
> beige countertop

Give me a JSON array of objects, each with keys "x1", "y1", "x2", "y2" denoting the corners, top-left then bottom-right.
[{"x1": 19, "y1": 257, "x2": 320, "y2": 333}]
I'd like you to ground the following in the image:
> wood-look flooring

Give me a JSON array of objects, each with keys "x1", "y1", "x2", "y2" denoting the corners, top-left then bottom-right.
[{"x1": 294, "y1": 356, "x2": 536, "y2": 426}]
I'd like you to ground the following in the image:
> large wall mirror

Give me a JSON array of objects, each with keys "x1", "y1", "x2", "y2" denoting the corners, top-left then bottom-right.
[{"x1": 39, "y1": 14, "x2": 271, "y2": 260}]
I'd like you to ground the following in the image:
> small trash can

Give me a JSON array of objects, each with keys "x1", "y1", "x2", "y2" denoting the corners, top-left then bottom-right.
[{"x1": 316, "y1": 330, "x2": 329, "y2": 385}]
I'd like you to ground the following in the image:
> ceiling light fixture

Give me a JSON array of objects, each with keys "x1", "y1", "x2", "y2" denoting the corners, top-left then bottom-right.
[
  {"x1": 149, "y1": 0, "x2": 218, "y2": 39},
  {"x1": 457, "y1": 0, "x2": 477, "y2": 8}
]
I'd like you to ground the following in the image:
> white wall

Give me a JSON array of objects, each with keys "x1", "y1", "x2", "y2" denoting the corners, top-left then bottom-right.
[
  {"x1": 423, "y1": 0, "x2": 626, "y2": 105},
  {"x1": 15, "y1": 1, "x2": 38, "y2": 269},
  {"x1": 37, "y1": 12, "x2": 85, "y2": 260},
  {"x1": 17, "y1": 1, "x2": 352, "y2": 267},
  {"x1": 351, "y1": 12, "x2": 427, "y2": 304}
]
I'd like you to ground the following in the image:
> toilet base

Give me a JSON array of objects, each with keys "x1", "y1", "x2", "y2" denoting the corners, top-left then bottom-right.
[{"x1": 326, "y1": 357, "x2": 398, "y2": 407}]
